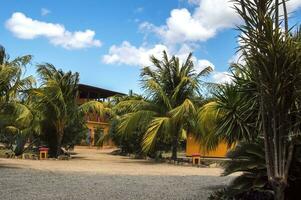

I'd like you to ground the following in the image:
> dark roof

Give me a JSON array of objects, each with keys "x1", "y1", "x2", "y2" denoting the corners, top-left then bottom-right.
[{"x1": 78, "y1": 84, "x2": 125, "y2": 99}]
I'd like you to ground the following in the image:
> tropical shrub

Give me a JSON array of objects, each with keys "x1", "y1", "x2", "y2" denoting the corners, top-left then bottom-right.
[
  {"x1": 61, "y1": 111, "x2": 87, "y2": 150},
  {"x1": 208, "y1": 188, "x2": 274, "y2": 200},
  {"x1": 208, "y1": 139, "x2": 301, "y2": 199},
  {"x1": 222, "y1": 139, "x2": 269, "y2": 195}
]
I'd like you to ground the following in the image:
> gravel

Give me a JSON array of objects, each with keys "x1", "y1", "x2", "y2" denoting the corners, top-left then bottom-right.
[{"x1": 0, "y1": 148, "x2": 235, "y2": 200}]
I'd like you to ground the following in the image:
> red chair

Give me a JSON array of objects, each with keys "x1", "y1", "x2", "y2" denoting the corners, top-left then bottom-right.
[{"x1": 39, "y1": 147, "x2": 49, "y2": 160}]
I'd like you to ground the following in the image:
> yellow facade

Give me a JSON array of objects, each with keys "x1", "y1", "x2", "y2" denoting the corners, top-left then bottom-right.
[
  {"x1": 85, "y1": 121, "x2": 113, "y2": 147},
  {"x1": 186, "y1": 135, "x2": 230, "y2": 157},
  {"x1": 76, "y1": 84, "x2": 124, "y2": 148}
]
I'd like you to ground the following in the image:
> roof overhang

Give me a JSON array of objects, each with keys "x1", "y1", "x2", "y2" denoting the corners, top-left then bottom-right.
[{"x1": 78, "y1": 84, "x2": 125, "y2": 99}]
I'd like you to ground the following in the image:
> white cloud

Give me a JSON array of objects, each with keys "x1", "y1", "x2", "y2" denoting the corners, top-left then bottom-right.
[
  {"x1": 140, "y1": 0, "x2": 240, "y2": 45},
  {"x1": 170, "y1": 43, "x2": 215, "y2": 73},
  {"x1": 103, "y1": 40, "x2": 230, "y2": 85},
  {"x1": 212, "y1": 71, "x2": 232, "y2": 84},
  {"x1": 102, "y1": 41, "x2": 168, "y2": 66},
  {"x1": 196, "y1": 59, "x2": 215, "y2": 72},
  {"x1": 102, "y1": 40, "x2": 216, "y2": 75},
  {"x1": 41, "y1": 8, "x2": 51, "y2": 16},
  {"x1": 287, "y1": 0, "x2": 301, "y2": 12},
  {"x1": 141, "y1": 0, "x2": 301, "y2": 45},
  {"x1": 6, "y1": 12, "x2": 101, "y2": 49}
]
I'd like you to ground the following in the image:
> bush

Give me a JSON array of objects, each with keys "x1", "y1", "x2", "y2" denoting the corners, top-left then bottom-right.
[{"x1": 208, "y1": 188, "x2": 273, "y2": 200}]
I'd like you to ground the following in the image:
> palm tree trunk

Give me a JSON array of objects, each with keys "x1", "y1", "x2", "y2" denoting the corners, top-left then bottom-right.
[
  {"x1": 56, "y1": 133, "x2": 63, "y2": 157},
  {"x1": 14, "y1": 135, "x2": 27, "y2": 156},
  {"x1": 55, "y1": 121, "x2": 65, "y2": 158},
  {"x1": 274, "y1": 183, "x2": 286, "y2": 200},
  {"x1": 56, "y1": 121, "x2": 64, "y2": 157},
  {"x1": 171, "y1": 134, "x2": 178, "y2": 160}
]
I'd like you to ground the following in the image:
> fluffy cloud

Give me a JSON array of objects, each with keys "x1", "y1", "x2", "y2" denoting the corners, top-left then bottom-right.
[
  {"x1": 102, "y1": 41, "x2": 168, "y2": 66},
  {"x1": 141, "y1": 0, "x2": 301, "y2": 45},
  {"x1": 287, "y1": 0, "x2": 301, "y2": 12},
  {"x1": 102, "y1": 41, "x2": 232, "y2": 85},
  {"x1": 212, "y1": 71, "x2": 232, "y2": 84},
  {"x1": 196, "y1": 59, "x2": 215, "y2": 72},
  {"x1": 6, "y1": 12, "x2": 101, "y2": 49},
  {"x1": 140, "y1": 0, "x2": 240, "y2": 44},
  {"x1": 102, "y1": 40, "x2": 216, "y2": 74}
]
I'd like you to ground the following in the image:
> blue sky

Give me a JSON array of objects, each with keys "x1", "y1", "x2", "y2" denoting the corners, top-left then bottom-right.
[{"x1": 1, "y1": 0, "x2": 301, "y2": 94}]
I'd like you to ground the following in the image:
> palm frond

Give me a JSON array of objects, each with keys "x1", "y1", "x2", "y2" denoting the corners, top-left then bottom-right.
[
  {"x1": 118, "y1": 110, "x2": 157, "y2": 137},
  {"x1": 142, "y1": 117, "x2": 171, "y2": 152},
  {"x1": 170, "y1": 99, "x2": 196, "y2": 122},
  {"x1": 79, "y1": 101, "x2": 111, "y2": 118}
]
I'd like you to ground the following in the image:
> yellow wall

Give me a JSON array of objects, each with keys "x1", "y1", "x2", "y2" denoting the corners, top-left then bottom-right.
[
  {"x1": 85, "y1": 121, "x2": 113, "y2": 147},
  {"x1": 186, "y1": 135, "x2": 230, "y2": 157}
]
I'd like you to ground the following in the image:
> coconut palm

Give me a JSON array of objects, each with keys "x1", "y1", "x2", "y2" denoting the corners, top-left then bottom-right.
[
  {"x1": 0, "y1": 46, "x2": 34, "y2": 104},
  {"x1": 117, "y1": 51, "x2": 212, "y2": 160},
  {"x1": 0, "y1": 45, "x2": 36, "y2": 152},
  {"x1": 35, "y1": 63, "x2": 108, "y2": 157}
]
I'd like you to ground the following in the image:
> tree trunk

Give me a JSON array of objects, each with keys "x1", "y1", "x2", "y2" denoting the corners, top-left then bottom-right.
[
  {"x1": 14, "y1": 135, "x2": 27, "y2": 156},
  {"x1": 56, "y1": 133, "x2": 63, "y2": 158},
  {"x1": 171, "y1": 135, "x2": 178, "y2": 160},
  {"x1": 274, "y1": 183, "x2": 286, "y2": 200}
]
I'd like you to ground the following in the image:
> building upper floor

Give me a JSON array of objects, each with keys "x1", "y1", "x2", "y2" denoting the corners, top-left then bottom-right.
[
  {"x1": 76, "y1": 83, "x2": 125, "y2": 123},
  {"x1": 77, "y1": 84, "x2": 125, "y2": 104}
]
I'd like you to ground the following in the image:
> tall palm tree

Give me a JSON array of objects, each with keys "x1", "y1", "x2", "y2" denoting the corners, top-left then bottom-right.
[{"x1": 117, "y1": 51, "x2": 212, "y2": 160}]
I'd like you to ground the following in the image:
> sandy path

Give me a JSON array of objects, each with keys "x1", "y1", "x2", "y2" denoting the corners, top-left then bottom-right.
[{"x1": 0, "y1": 148, "x2": 234, "y2": 200}]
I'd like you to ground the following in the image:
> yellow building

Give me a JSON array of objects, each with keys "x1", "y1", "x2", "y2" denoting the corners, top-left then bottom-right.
[
  {"x1": 77, "y1": 84, "x2": 124, "y2": 147},
  {"x1": 186, "y1": 134, "x2": 231, "y2": 158}
]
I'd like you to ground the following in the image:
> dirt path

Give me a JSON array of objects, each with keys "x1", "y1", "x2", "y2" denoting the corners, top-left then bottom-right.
[{"x1": 0, "y1": 148, "x2": 234, "y2": 200}]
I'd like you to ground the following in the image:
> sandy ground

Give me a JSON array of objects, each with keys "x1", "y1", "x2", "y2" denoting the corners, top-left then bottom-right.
[{"x1": 0, "y1": 148, "x2": 235, "y2": 200}]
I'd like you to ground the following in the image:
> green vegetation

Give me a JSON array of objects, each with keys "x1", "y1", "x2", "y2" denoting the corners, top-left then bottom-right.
[
  {"x1": 114, "y1": 51, "x2": 212, "y2": 159},
  {"x1": 0, "y1": 46, "x2": 106, "y2": 157},
  {"x1": 201, "y1": 1, "x2": 301, "y2": 199},
  {"x1": 0, "y1": 46, "x2": 36, "y2": 155},
  {"x1": 1, "y1": 1, "x2": 301, "y2": 199}
]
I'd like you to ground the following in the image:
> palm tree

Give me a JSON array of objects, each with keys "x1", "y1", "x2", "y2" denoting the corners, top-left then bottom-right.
[
  {"x1": 0, "y1": 46, "x2": 34, "y2": 103},
  {"x1": 117, "y1": 51, "x2": 212, "y2": 160},
  {"x1": 197, "y1": 81, "x2": 258, "y2": 150},
  {"x1": 0, "y1": 45, "x2": 36, "y2": 152},
  {"x1": 35, "y1": 63, "x2": 108, "y2": 157}
]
